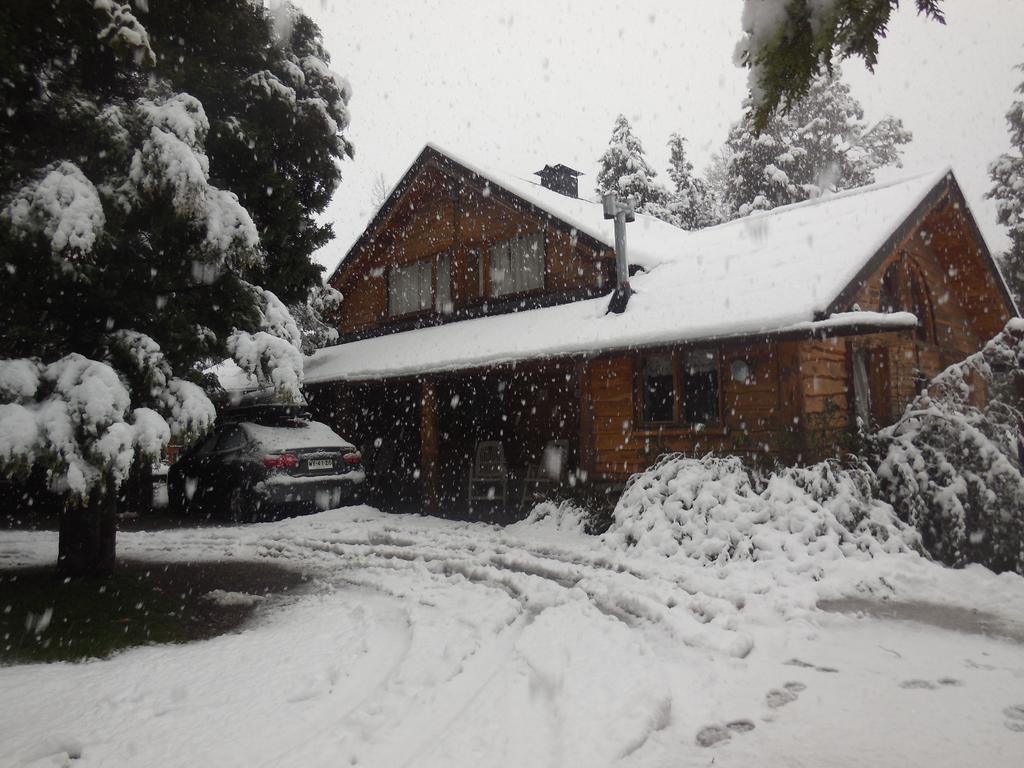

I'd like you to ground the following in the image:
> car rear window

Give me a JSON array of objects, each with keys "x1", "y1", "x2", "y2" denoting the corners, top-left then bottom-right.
[{"x1": 240, "y1": 421, "x2": 352, "y2": 452}]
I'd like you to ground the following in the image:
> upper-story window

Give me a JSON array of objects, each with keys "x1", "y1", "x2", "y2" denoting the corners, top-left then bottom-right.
[
  {"x1": 879, "y1": 258, "x2": 935, "y2": 342},
  {"x1": 388, "y1": 259, "x2": 433, "y2": 316},
  {"x1": 435, "y1": 252, "x2": 452, "y2": 314},
  {"x1": 489, "y1": 233, "x2": 544, "y2": 297},
  {"x1": 388, "y1": 252, "x2": 455, "y2": 317}
]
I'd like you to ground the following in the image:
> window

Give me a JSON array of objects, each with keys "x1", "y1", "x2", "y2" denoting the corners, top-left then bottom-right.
[
  {"x1": 640, "y1": 349, "x2": 721, "y2": 426},
  {"x1": 388, "y1": 259, "x2": 432, "y2": 316},
  {"x1": 682, "y1": 349, "x2": 720, "y2": 425},
  {"x1": 907, "y1": 268, "x2": 934, "y2": 342},
  {"x1": 879, "y1": 259, "x2": 934, "y2": 343},
  {"x1": 436, "y1": 252, "x2": 452, "y2": 314},
  {"x1": 464, "y1": 249, "x2": 484, "y2": 301},
  {"x1": 642, "y1": 353, "x2": 675, "y2": 423},
  {"x1": 489, "y1": 233, "x2": 544, "y2": 297}
]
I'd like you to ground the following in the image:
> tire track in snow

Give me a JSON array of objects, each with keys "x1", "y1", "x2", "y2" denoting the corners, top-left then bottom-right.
[{"x1": 257, "y1": 526, "x2": 755, "y2": 658}]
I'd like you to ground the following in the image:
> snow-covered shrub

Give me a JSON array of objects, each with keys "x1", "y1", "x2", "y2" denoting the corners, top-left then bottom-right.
[
  {"x1": 605, "y1": 454, "x2": 919, "y2": 564},
  {"x1": 873, "y1": 319, "x2": 1024, "y2": 574},
  {"x1": 514, "y1": 499, "x2": 590, "y2": 535}
]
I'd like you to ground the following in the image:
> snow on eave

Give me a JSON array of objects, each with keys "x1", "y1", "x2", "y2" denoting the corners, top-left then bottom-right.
[{"x1": 302, "y1": 308, "x2": 918, "y2": 386}]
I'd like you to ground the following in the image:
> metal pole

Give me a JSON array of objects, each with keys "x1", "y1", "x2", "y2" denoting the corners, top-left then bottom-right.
[
  {"x1": 613, "y1": 210, "x2": 628, "y2": 290},
  {"x1": 603, "y1": 192, "x2": 634, "y2": 314}
]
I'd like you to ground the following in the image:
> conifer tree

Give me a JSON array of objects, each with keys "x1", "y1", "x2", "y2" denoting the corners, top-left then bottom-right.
[
  {"x1": 735, "y1": 0, "x2": 945, "y2": 130},
  {"x1": 0, "y1": 0, "x2": 351, "y2": 575},
  {"x1": 140, "y1": 1, "x2": 353, "y2": 306},
  {"x1": 988, "y1": 63, "x2": 1024, "y2": 307},
  {"x1": 665, "y1": 134, "x2": 721, "y2": 230},
  {"x1": 721, "y1": 73, "x2": 911, "y2": 217},
  {"x1": 595, "y1": 115, "x2": 670, "y2": 217}
]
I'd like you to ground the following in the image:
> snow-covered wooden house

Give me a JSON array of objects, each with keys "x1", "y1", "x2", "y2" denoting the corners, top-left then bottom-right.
[{"x1": 304, "y1": 144, "x2": 1016, "y2": 513}]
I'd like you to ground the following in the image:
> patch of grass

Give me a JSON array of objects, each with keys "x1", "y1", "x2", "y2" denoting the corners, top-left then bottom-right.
[{"x1": 0, "y1": 559, "x2": 307, "y2": 665}]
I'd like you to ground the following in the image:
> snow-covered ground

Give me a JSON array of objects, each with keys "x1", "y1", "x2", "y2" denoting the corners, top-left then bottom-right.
[{"x1": 2, "y1": 506, "x2": 1024, "y2": 768}]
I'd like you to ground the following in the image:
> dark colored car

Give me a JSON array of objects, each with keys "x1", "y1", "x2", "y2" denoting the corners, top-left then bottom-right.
[{"x1": 168, "y1": 406, "x2": 364, "y2": 521}]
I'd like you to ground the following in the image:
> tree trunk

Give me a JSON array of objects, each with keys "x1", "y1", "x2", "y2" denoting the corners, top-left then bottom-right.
[
  {"x1": 119, "y1": 454, "x2": 152, "y2": 518},
  {"x1": 58, "y1": 487, "x2": 116, "y2": 578}
]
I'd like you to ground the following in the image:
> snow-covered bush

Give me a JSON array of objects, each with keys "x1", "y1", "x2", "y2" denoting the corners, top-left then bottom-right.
[
  {"x1": 605, "y1": 454, "x2": 919, "y2": 564},
  {"x1": 873, "y1": 319, "x2": 1024, "y2": 574},
  {"x1": 513, "y1": 499, "x2": 590, "y2": 535}
]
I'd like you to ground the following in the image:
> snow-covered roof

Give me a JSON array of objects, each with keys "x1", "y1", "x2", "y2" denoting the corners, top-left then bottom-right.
[{"x1": 307, "y1": 147, "x2": 957, "y2": 385}]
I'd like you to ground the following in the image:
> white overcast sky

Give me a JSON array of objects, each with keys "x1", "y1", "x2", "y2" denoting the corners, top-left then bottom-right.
[{"x1": 290, "y1": 0, "x2": 1024, "y2": 275}]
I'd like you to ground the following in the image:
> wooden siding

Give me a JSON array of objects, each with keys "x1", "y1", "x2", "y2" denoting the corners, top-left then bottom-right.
[
  {"x1": 583, "y1": 342, "x2": 792, "y2": 485},
  {"x1": 330, "y1": 161, "x2": 612, "y2": 338}
]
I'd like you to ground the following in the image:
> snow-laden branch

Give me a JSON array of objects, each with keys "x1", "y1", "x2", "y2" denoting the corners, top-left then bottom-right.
[{"x1": 1, "y1": 162, "x2": 106, "y2": 262}]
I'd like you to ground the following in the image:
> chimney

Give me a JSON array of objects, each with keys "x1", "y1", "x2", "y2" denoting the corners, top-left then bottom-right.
[
  {"x1": 603, "y1": 192, "x2": 635, "y2": 314},
  {"x1": 533, "y1": 164, "x2": 583, "y2": 198}
]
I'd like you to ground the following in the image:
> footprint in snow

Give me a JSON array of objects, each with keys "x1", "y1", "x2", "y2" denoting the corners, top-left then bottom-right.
[
  {"x1": 695, "y1": 725, "x2": 731, "y2": 747},
  {"x1": 726, "y1": 719, "x2": 756, "y2": 733},
  {"x1": 765, "y1": 682, "x2": 804, "y2": 709},
  {"x1": 1005, "y1": 705, "x2": 1024, "y2": 732},
  {"x1": 785, "y1": 658, "x2": 839, "y2": 673},
  {"x1": 899, "y1": 679, "x2": 938, "y2": 690},
  {"x1": 695, "y1": 720, "x2": 756, "y2": 747}
]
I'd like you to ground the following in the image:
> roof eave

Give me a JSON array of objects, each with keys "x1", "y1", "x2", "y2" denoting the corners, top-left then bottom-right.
[{"x1": 303, "y1": 317, "x2": 916, "y2": 386}]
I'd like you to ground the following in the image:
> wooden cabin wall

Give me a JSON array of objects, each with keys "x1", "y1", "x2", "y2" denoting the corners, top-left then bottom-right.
[
  {"x1": 582, "y1": 342, "x2": 791, "y2": 485},
  {"x1": 795, "y1": 337, "x2": 852, "y2": 459},
  {"x1": 783, "y1": 194, "x2": 1012, "y2": 454},
  {"x1": 331, "y1": 162, "x2": 612, "y2": 338},
  {"x1": 838, "y1": 202, "x2": 1004, "y2": 429}
]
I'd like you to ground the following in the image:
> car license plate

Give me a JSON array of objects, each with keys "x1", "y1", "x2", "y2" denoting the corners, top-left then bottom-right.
[{"x1": 307, "y1": 459, "x2": 333, "y2": 471}]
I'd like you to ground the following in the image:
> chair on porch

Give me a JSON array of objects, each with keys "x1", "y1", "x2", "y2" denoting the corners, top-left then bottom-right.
[
  {"x1": 468, "y1": 440, "x2": 508, "y2": 513},
  {"x1": 520, "y1": 439, "x2": 569, "y2": 509}
]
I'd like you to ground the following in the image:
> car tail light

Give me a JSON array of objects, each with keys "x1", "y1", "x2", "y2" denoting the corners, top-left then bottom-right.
[
  {"x1": 263, "y1": 453, "x2": 298, "y2": 469},
  {"x1": 342, "y1": 451, "x2": 361, "y2": 466}
]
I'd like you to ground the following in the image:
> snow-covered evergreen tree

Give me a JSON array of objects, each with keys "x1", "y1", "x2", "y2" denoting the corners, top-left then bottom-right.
[
  {"x1": 988, "y1": 62, "x2": 1024, "y2": 308},
  {"x1": 664, "y1": 134, "x2": 721, "y2": 230},
  {"x1": 595, "y1": 115, "x2": 671, "y2": 219},
  {"x1": 142, "y1": 1, "x2": 354, "y2": 305},
  {"x1": 872, "y1": 319, "x2": 1024, "y2": 574},
  {"x1": 703, "y1": 147, "x2": 736, "y2": 226},
  {"x1": 0, "y1": 0, "x2": 352, "y2": 575},
  {"x1": 721, "y1": 73, "x2": 911, "y2": 218},
  {"x1": 290, "y1": 284, "x2": 345, "y2": 355},
  {"x1": 735, "y1": 0, "x2": 945, "y2": 130}
]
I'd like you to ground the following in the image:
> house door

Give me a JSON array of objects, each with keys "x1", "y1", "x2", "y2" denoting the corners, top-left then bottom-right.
[{"x1": 852, "y1": 347, "x2": 873, "y2": 431}]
